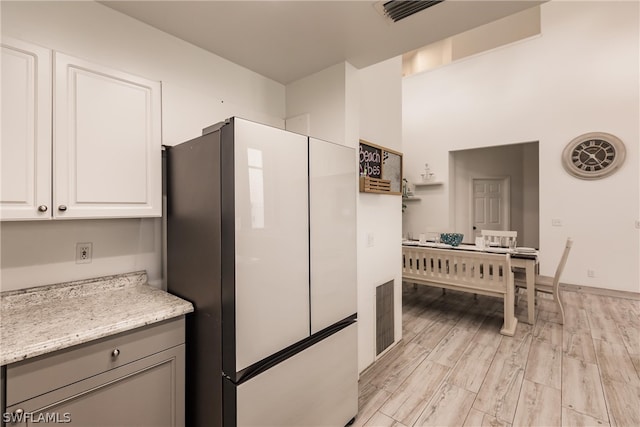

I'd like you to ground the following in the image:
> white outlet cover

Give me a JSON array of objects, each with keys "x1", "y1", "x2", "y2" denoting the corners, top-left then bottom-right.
[{"x1": 76, "y1": 242, "x2": 92, "y2": 264}]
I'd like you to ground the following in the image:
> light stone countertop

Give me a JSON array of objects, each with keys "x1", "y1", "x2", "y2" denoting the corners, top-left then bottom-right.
[{"x1": 0, "y1": 271, "x2": 194, "y2": 366}]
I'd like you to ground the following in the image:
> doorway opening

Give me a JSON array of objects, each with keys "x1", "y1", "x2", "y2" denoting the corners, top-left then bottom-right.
[{"x1": 451, "y1": 141, "x2": 539, "y2": 248}]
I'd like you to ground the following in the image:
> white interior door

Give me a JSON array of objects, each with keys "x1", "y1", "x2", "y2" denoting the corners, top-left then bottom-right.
[
  {"x1": 472, "y1": 178, "x2": 510, "y2": 239},
  {"x1": 234, "y1": 118, "x2": 310, "y2": 371},
  {"x1": 309, "y1": 138, "x2": 357, "y2": 333}
]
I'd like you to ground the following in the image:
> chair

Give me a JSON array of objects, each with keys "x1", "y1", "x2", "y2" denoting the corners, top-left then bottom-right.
[
  {"x1": 481, "y1": 230, "x2": 518, "y2": 248},
  {"x1": 514, "y1": 237, "x2": 573, "y2": 324}
]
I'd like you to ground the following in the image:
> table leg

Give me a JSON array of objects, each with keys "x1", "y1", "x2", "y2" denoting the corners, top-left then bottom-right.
[
  {"x1": 500, "y1": 277, "x2": 518, "y2": 336},
  {"x1": 526, "y1": 261, "x2": 535, "y2": 324}
]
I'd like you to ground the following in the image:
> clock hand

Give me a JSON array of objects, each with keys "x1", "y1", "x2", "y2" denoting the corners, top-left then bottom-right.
[
  {"x1": 588, "y1": 147, "x2": 606, "y2": 162},
  {"x1": 582, "y1": 151, "x2": 600, "y2": 162}
]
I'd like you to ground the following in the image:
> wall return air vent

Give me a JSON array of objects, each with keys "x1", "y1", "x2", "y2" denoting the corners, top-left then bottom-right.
[{"x1": 380, "y1": 0, "x2": 444, "y2": 22}]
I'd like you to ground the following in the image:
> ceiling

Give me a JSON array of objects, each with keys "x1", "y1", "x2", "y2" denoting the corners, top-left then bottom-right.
[{"x1": 101, "y1": 0, "x2": 544, "y2": 85}]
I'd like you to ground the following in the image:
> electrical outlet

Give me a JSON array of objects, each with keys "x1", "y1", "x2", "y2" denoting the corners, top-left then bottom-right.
[
  {"x1": 587, "y1": 269, "x2": 596, "y2": 278},
  {"x1": 552, "y1": 219, "x2": 563, "y2": 227},
  {"x1": 367, "y1": 232, "x2": 375, "y2": 247},
  {"x1": 76, "y1": 242, "x2": 92, "y2": 264}
]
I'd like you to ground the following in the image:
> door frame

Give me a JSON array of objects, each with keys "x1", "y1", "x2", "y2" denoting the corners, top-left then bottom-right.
[{"x1": 469, "y1": 176, "x2": 511, "y2": 240}]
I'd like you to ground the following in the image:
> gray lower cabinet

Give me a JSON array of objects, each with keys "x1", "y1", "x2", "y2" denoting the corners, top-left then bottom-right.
[{"x1": 3, "y1": 318, "x2": 185, "y2": 426}]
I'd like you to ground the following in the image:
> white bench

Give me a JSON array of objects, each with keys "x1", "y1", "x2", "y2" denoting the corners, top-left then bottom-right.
[{"x1": 402, "y1": 245, "x2": 517, "y2": 336}]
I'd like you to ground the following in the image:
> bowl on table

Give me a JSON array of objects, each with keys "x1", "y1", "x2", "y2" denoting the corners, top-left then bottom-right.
[{"x1": 440, "y1": 233, "x2": 464, "y2": 246}]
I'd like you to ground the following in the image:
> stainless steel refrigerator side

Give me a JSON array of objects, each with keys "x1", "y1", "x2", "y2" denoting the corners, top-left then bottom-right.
[
  {"x1": 220, "y1": 118, "x2": 237, "y2": 379},
  {"x1": 167, "y1": 131, "x2": 223, "y2": 427},
  {"x1": 220, "y1": 119, "x2": 238, "y2": 427}
]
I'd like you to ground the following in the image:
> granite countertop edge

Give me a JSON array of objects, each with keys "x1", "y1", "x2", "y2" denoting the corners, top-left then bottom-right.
[{"x1": 1, "y1": 271, "x2": 194, "y2": 366}]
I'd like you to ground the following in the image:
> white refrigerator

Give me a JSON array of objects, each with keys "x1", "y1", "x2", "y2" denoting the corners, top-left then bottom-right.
[{"x1": 167, "y1": 117, "x2": 357, "y2": 427}]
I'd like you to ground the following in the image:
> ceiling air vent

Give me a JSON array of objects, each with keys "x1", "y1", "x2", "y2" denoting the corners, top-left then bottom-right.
[{"x1": 381, "y1": 0, "x2": 444, "y2": 22}]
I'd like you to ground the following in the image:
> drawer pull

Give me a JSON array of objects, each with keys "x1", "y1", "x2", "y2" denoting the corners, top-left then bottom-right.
[
  {"x1": 112, "y1": 348, "x2": 120, "y2": 358},
  {"x1": 14, "y1": 408, "x2": 24, "y2": 416}
]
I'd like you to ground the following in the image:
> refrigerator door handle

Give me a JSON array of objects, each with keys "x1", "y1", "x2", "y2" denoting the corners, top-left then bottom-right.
[{"x1": 231, "y1": 314, "x2": 356, "y2": 385}]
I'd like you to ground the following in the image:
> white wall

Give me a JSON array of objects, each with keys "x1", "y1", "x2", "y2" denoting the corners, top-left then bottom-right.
[
  {"x1": 1, "y1": 1, "x2": 286, "y2": 291},
  {"x1": 403, "y1": 1, "x2": 639, "y2": 293},
  {"x1": 358, "y1": 57, "x2": 403, "y2": 372},
  {"x1": 286, "y1": 63, "x2": 349, "y2": 146}
]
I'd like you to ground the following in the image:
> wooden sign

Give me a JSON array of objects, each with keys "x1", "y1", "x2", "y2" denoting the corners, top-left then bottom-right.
[
  {"x1": 359, "y1": 142, "x2": 382, "y2": 178},
  {"x1": 359, "y1": 139, "x2": 403, "y2": 195}
]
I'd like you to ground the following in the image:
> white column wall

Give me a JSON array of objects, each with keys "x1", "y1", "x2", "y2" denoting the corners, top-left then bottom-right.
[
  {"x1": 358, "y1": 57, "x2": 403, "y2": 372},
  {"x1": 285, "y1": 63, "x2": 347, "y2": 146}
]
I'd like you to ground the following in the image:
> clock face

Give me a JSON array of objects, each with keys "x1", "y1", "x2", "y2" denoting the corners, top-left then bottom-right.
[{"x1": 562, "y1": 132, "x2": 626, "y2": 179}]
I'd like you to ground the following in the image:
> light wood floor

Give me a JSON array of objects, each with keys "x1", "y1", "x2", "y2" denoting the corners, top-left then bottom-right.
[{"x1": 356, "y1": 283, "x2": 640, "y2": 427}]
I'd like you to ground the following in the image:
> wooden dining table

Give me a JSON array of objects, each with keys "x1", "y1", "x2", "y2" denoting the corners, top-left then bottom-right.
[{"x1": 402, "y1": 241, "x2": 539, "y2": 324}]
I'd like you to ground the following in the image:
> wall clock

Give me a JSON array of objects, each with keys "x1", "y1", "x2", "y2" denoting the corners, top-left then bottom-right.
[{"x1": 562, "y1": 132, "x2": 626, "y2": 180}]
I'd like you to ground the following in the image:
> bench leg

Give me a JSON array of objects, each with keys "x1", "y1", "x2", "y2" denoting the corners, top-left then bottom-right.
[{"x1": 500, "y1": 281, "x2": 518, "y2": 336}]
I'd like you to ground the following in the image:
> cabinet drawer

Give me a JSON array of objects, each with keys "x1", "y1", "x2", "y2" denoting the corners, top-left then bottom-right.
[
  {"x1": 6, "y1": 317, "x2": 185, "y2": 406},
  {"x1": 5, "y1": 345, "x2": 185, "y2": 427}
]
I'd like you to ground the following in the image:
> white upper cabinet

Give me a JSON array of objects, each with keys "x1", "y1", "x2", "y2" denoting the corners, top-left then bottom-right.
[
  {"x1": 0, "y1": 38, "x2": 161, "y2": 220},
  {"x1": 1, "y1": 37, "x2": 52, "y2": 220},
  {"x1": 54, "y1": 53, "x2": 161, "y2": 219}
]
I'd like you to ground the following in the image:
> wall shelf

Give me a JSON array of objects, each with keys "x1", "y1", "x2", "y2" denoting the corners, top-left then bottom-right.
[{"x1": 414, "y1": 181, "x2": 443, "y2": 187}]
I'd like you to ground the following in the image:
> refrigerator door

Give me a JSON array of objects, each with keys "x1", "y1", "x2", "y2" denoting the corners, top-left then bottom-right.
[
  {"x1": 235, "y1": 323, "x2": 358, "y2": 427},
  {"x1": 233, "y1": 118, "x2": 310, "y2": 372},
  {"x1": 309, "y1": 138, "x2": 357, "y2": 333}
]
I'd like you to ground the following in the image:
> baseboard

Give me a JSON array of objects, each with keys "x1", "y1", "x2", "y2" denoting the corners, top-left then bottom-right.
[
  {"x1": 358, "y1": 339, "x2": 401, "y2": 379},
  {"x1": 560, "y1": 282, "x2": 640, "y2": 301}
]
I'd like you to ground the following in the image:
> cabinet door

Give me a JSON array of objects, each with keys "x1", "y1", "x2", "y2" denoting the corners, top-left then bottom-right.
[
  {"x1": 4, "y1": 345, "x2": 185, "y2": 427},
  {"x1": 0, "y1": 37, "x2": 52, "y2": 220},
  {"x1": 54, "y1": 53, "x2": 161, "y2": 218}
]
